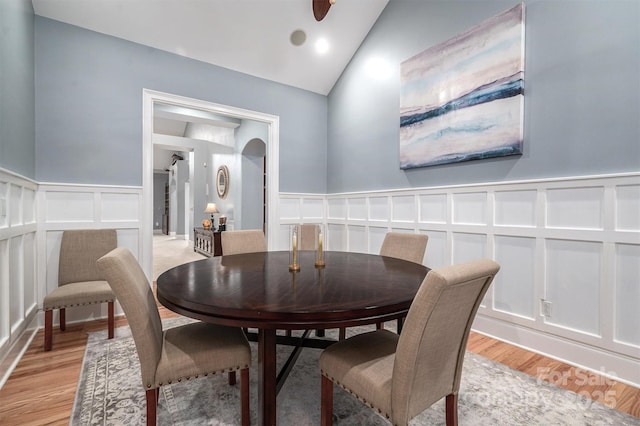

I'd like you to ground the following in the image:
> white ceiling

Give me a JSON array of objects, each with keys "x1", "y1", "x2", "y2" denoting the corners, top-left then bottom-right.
[
  {"x1": 151, "y1": 105, "x2": 239, "y2": 171},
  {"x1": 32, "y1": 0, "x2": 389, "y2": 95}
]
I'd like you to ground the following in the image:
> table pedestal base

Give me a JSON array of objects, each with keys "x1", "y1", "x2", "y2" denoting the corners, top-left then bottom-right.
[{"x1": 258, "y1": 329, "x2": 277, "y2": 426}]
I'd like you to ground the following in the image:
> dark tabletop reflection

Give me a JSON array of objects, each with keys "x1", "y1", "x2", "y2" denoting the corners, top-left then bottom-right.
[{"x1": 157, "y1": 251, "x2": 428, "y2": 326}]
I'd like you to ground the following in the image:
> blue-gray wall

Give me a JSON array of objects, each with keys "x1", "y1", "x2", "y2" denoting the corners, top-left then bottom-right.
[
  {"x1": 34, "y1": 16, "x2": 327, "y2": 193},
  {"x1": 327, "y1": 0, "x2": 640, "y2": 193},
  {"x1": 236, "y1": 119, "x2": 269, "y2": 230},
  {"x1": 0, "y1": 0, "x2": 35, "y2": 178}
]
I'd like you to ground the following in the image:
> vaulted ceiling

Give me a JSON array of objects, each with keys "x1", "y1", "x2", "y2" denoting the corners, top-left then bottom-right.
[{"x1": 32, "y1": 0, "x2": 389, "y2": 96}]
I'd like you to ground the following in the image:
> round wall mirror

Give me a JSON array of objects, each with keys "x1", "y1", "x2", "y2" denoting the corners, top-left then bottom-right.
[{"x1": 216, "y1": 165, "x2": 229, "y2": 199}]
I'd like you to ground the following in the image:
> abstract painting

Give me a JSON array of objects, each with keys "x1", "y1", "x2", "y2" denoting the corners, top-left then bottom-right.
[{"x1": 400, "y1": 3, "x2": 525, "y2": 169}]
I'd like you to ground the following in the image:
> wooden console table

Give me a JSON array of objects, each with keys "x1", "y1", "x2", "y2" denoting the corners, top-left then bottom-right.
[{"x1": 193, "y1": 228, "x2": 222, "y2": 257}]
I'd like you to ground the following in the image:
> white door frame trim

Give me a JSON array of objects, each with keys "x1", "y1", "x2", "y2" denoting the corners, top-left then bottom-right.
[{"x1": 141, "y1": 89, "x2": 280, "y2": 279}]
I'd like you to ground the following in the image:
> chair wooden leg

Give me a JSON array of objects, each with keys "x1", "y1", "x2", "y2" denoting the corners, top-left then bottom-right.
[
  {"x1": 240, "y1": 368, "x2": 250, "y2": 426},
  {"x1": 44, "y1": 310, "x2": 53, "y2": 351},
  {"x1": 338, "y1": 327, "x2": 346, "y2": 341},
  {"x1": 228, "y1": 371, "x2": 237, "y2": 385},
  {"x1": 316, "y1": 329, "x2": 325, "y2": 337},
  {"x1": 445, "y1": 393, "x2": 458, "y2": 426},
  {"x1": 59, "y1": 308, "x2": 66, "y2": 331},
  {"x1": 107, "y1": 301, "x2": 115, "y2": 339},
  {"x1": 376, "y1": 321, "x2": 383, "y2": 330},
  {"x1": 146, "y1": 388, "x2": 158, "y2": 425},
  {"x1": 396, "y1": 316, "x2": 404, "y2": 335},
  {"x1": 321, "y1": 374, "x2": 333, "y2": 426}
]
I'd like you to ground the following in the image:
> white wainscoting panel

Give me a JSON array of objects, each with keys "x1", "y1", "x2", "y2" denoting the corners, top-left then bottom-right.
[
  {"x1": 545, "y1": 239, "x2": 602, "y2": 335},
  {"x1": 327, "y1": 223, "x2": 346, "y2": 252},
  {"x1": 101, "y1": 192, "x2": 140, "y2": 222},
  {"x1": 391, "y1": 195, "x2": 415, "y2": 223},
  {"x1": 0, "y1": 182, "x2": 7, "y2": 229},
  {"x1": 301, "y1": 197, "x2": 324, "y2": 220},
  {"x1": 615, "y1": 243, "x2": 640, "y2": 346},
  {"x1": 616, "y1": 184, "x2": 640, "y2": 231},
  {"x1": 453, "y1": 192, "x2": 487, "y2": 225},
  {"x1": 493, "y1": 235, "x2": 537, "y2": 319},
  {"x1": 419, "y1": 193, "x2": 447, "y2": 224},
  {"x1": 275, "y1": 225, "x2": 290, "y2": 251},
  {"x1": 348, "y1": 225, "x2": 368, "y2": 253},
  {"x1": 45, "y1": 191, "x2": 95, "y2": 223},
  {"x1": 348, "y1": 197, "x2": 367, "y2": 221},
  {"x1": 279, "y1": 197, "x2": 301, "y2": 220},
  {"x1": 494, "y1": 190, "x2": 537, "y2": 227},
  {"x1": 0, "y1": 239, "x2": 8, "y2": 347},
  {"x1": 327, "y1": 198, "x2": 346, "y2": 220},
  {"x1": 452, "y1": 232, "x2": 487, "y2": 263},
  {"x1": 422, "y1": 229, "x2": 446, "y2": 269},
  {"x1": 546, "y1": 187, "x2": 604, "y2": 230},
  {"x1": 23, "y1": 188, "x2": 36, "y2": 224},
  {"x1": 281, "y1": 173, "x2": 640, "y2": 386},
  {"x1": 10, "y1": 184, "x2": 23, "y2": 227},
  {"x1": 0, "y1": 169, "x2": 39, "y2": 389},
  {"x1": 368, "y1": 226, "x2": 388, "y2": 254},
  {"x1": 9, "y1": 237, "x2": 25, "y2": 333},
  {"x1": 369, "y1": 196, "x2": 389, "y2": 222},
  {"x1": 22, "y1": 232, "x2": 37, "y2": 317}
]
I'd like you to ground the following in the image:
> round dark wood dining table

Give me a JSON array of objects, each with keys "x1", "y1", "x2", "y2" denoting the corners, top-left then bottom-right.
[{"x1": 156, "y1": 250, "x2": 428, "y2": 426}]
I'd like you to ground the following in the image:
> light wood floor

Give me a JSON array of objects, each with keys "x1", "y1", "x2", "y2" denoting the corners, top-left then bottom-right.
[{"x1": 1, "y1": 302, "x2": 638, "y2": 425}]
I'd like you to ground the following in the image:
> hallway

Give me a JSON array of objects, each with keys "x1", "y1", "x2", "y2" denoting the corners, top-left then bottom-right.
[{"x1": 152, "y1": 233, "x2": 205, "y2": 281}]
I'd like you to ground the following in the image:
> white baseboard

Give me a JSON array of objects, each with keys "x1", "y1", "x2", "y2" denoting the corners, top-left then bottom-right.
[
  {"x1": 473, "y1": 314, "x2": 640, "y2": 388},
  {"x1": 0, "y1": 315, "x2": 39, "y2": 390}
]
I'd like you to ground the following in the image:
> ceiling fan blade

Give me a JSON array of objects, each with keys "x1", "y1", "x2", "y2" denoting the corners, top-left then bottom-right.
[{"x1": 312, "y1": 0, "x2": 332, "y2": 21}]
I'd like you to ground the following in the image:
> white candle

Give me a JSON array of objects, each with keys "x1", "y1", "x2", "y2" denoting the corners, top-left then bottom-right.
[
  {"x1": 318, "y1": 232, "x2": 323, "y2": 262},
  {"x1": 292, "y1": 227, "x2": 298, "y2": 265}
]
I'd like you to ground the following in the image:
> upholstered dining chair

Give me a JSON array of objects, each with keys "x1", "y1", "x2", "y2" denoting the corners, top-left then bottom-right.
[
  {"x1": 338, "y1": 232, "x2": 429, "y2": 340},
  {"x1": 379, "y1": 232, "x2": 429, "y2": 265},
  {"x1": 97, "y1": 247, "x2": 251, "y2": 426},
  {"x1": 43, "y1": 229, "x2": 117, "y2": 351},
  {"x1": 299, "y1": 223, "x2": 317, "y2": 250},
  {"x1": 320, "y1": 259, "x2": 500, "y2": 426},
  {"x1": 221, "y1": 229, "x2": 267, "y2": 255}
]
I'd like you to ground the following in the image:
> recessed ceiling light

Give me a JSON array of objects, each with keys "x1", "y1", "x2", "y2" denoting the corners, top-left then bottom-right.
[
  {"x1": 290, "y1": 29, "x2": 306, "y2": 46},
  {"x1": 315, "y1": 38, "x2": 330, "y2": 54}
]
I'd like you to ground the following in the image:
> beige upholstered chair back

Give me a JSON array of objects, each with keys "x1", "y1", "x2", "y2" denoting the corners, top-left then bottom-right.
[
  {"x1": 299, "y1": 224, "x2": 317, "y2": 251},
  {"x1": 221, "y1": 229, "x2": 267, "y2": 255},
  {"x1": 379, "y1": 232, "x2": 428, "y2": 265},
  {"x1": 391, "y1": 259, "x2": 500, "y2": 425},
  {"x1": 58, "y1": 229, "x2": 117, "y2": 286},
  {"x1": 97, "y1": 247, "x2": 164, "y2": 389}
]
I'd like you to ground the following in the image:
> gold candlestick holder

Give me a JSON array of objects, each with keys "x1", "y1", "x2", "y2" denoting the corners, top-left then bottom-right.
[
  {"x1": 314, "y1": 224, "x2": 326, "y2": 268},
  {"x1": 289, "y1": 224, "x2": 301, "y2": 271}
]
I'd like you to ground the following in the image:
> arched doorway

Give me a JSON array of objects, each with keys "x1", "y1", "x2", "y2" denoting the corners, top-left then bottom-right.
[{"x1": 240, "y1": 138, "x2": 266, "y2": 231}]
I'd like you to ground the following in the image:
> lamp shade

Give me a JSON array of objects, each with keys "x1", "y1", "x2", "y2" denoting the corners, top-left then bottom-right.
[{"x1": 204, "y1": 203, "x2": 219, "y2": 214}]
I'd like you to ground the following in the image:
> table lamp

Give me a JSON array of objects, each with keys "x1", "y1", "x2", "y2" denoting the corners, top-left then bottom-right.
[{"x1": 204, "y1": 203, "x2": 219, "y2": 230}]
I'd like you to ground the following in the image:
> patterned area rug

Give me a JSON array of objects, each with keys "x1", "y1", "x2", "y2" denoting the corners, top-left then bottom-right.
[{"x1": 72, "y1": 318, "x2": 639, "y2": 425}]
